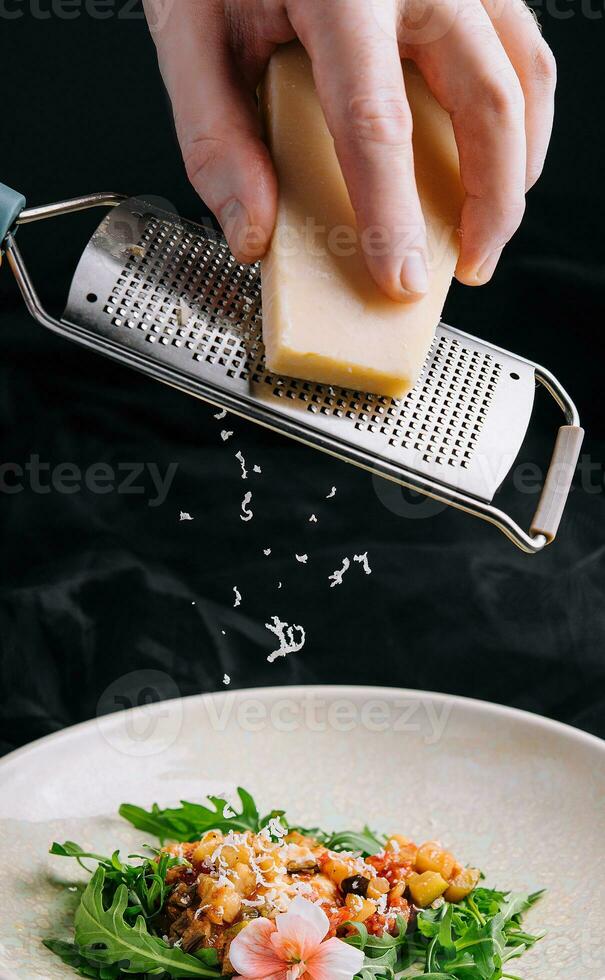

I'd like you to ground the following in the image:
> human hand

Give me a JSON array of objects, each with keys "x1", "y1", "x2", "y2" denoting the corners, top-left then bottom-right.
[{"x1": 144, "y1": 0, "x2": 555, "y2": 301}]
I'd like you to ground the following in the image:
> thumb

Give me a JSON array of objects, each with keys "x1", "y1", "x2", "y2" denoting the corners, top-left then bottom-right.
[{"x1": 146, "y1": 0, "x2": 277, "y2": 262}]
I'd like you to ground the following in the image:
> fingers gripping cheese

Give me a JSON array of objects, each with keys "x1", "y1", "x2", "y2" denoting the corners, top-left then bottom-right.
[{"x1": 260, "y1": 42, "x2": 464, "y2": 400}]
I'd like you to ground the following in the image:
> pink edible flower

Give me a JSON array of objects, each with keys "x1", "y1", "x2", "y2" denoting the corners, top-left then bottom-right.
[{"x1": 229, "y1": 897, "x2": 364, "y2": 980}]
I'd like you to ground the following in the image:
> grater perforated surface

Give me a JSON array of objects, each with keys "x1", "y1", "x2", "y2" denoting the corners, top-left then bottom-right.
[{"x1": 65, "y1": 198, "x2": 536, "y2": 502}]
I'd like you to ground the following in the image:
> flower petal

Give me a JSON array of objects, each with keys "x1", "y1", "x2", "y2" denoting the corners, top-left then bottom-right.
[
  {"x1": 305, "y1": 937, "x2": 365, "y2": 980},
  {"x1": 272, "y1": 898, "x2": 329, "y2": 961},
  {"x1": 229, "y1": 918, "x2": 285, "y2": 977}
]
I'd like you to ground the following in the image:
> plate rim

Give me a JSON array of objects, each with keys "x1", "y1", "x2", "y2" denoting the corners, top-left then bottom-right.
[{"x1": 1, "y1": 684, "x2": 603, "y2": 780}]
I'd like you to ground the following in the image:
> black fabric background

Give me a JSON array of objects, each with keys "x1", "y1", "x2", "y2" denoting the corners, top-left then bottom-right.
[{"x1": 0, "y1": 2, "x2": 604, "y2": 756}]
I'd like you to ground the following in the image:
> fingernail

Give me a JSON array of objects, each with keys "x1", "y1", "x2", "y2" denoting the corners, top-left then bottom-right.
[
  {"x1": 219, "y1": 198, "x2": 249, "y2": 250},
  {"x1": 476, "y1": 247, "x2": 503, "y2": 283},
  {"x1": 400, "y1": 251, "x2": 429, "y2": 297},
  {"x1": 219, "y1": 198, "x2": 268, "y2": 260}
]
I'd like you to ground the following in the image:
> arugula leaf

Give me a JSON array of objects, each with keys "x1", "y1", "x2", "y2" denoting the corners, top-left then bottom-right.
[
  {"x1": 412, "y1": 888, "x2": 545, "y2": 979},
  {"x1": 290, "y1": 824, "x2": 386, "y2": 857},
  {"x1": 325, "y1": 827, "x2": 386, "y2": 856},
  {"x1": 120, "y1": 789, "x2": 382, "y2": 856},
  {"x1": 51, "y1": 842, "x2": 111, "y2": 865},
  {"x1": 50, "y1": 841, "x2": 185, "y2": 926},
  {"x1": 70, "y1": 866, "x2": 221, "y2": 977},
  {"x1": 119, "y1": 787, "x2": 284, "y2": 844},
  {"x1": 346, "y1": 916, "x2": 409, "y2": 980},
  {"x1": 43, "y1": 940, "x2": 124, "y2": 979}
]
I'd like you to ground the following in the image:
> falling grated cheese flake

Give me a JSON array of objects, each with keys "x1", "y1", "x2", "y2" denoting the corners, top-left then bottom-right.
[
  {"x1": 221, "y1": 430, "x2": 234, "y2": 442},
  {"x1": 309, "y1": 514, "x2": 318, "y2": 523},
  {"x1": 223, "y1": 801, "x2": 236, "y2": 816},
  {"x1": 253, "y1": 465, "x2": 262, "y2": 474},
  {"x1": 295, "y1": 554, "x2": 308, "y2": 564},
  {"x1": 180, "y1": 511, "x2": 194, "y2": 521},
  {"x1": 265, "y1": 616, "x2": 306, "y2": 663},
  {"x1": 277, "y1": 582, "x2": 282, "y2": 590},
  {"x1": 326, "y1": 487, "x2": 337, "y2": 499},
  {"x1": 264, "y1": 548, "x2": 272, "y2": 557},
  {"x1": 223, "y1": 674, "x2": 231, "y2": 686},
  {"x1": 214, "y1": 408, "x2": 227, "y2": 420},
  {"x1": 354, "y1": 552, "x2": 372, "y2": 575},
  {"x1": 329, "y1": 557, "x2": 350, "y2": 588},
  {"x1": 240, "y1": 491, "x2": 253, "y2": 522},
  {"x1": 233, "y1": 587, "x2": 242, "y2": 608},
  {"x1": 236, "y1": 451, "x2": 248, "y2": 480}
]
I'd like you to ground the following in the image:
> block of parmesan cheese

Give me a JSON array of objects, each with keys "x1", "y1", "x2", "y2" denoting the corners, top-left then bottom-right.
[{"x1": 260, "y1": 42, "x2": 464, "y2": 399}]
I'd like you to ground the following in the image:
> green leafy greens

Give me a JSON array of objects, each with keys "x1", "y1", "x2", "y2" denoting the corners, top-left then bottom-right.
[
  {"x1": 119, "y1": 790, "x2": 386, "y2": 857},
  {"x1": 49, "y1": 841, "x2": 183, "y2": 926},
  {"x1": 118, "y1": 787, "x2": 285, "y2": 844},
  {"x1": 44, "y1": 788, "x2": 544, "y2": 980},
  {"x1": 409, "y1": 888, "x2": 545, "y2": 979}
]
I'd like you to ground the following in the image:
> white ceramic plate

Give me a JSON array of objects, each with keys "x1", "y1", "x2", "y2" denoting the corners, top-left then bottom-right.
[{"x1": 0, "y1": 686, "x2": 603, "y2": 979}]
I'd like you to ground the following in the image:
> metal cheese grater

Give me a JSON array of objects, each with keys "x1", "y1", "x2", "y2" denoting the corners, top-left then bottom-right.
[{"x1": 1, "y1": 186, "x2": 584, "y2": 553}]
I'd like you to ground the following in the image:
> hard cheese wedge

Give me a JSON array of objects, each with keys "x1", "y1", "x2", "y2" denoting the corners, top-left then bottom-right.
[{"x1": 260, "y1": 42, "x2": 464, "y2": 400}]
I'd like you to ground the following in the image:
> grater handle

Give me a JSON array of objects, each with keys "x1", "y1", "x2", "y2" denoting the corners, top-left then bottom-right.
[
  {"x1": 0, "y1": 183, "x2": 26, "y2": 251},
  {"x1": 531, "y1": 425, "x2": 584, "y2": 543}
]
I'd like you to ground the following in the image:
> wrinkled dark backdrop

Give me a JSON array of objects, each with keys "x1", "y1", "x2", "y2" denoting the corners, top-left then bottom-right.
[{"x1": 1, "y1": 2, "x2": 604, "y2": 756}]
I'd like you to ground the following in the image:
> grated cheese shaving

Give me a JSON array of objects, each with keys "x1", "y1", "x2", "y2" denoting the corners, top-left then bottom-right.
[
  {"x1": 265, "y1": 616, "x2": 306, "y2": 664},
  {"x1": 236, "y1": 451, "x2": 248, "y2": 480},
  {"x1": 329, "y1": 557, "x2": 350, "y2": 587},
  {"x1": 221, "y1": 430, "x2": 234, "y2": 442},
  {"x1": 178, "y1": 300, "x2": 193, "y2": 326},
  {"x1": 354, "y1": 552, "x2": 372, "y2": 575},
  {"x1": 265, "y1": 816, "x2": 287, "y2": 839},
  {"x1": 240, "y1": 491, "x2": 253, "y2": 522}
]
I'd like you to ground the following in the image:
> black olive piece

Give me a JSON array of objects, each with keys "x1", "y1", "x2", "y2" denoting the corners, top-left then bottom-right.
[{"x1": 341, "y1": 875, "x2": 370, "y2": 898}]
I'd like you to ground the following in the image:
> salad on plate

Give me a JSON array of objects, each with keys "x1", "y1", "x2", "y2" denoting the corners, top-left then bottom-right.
[{"x1": 45, "y1": 788, "x2": 544, "y2": 979}]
